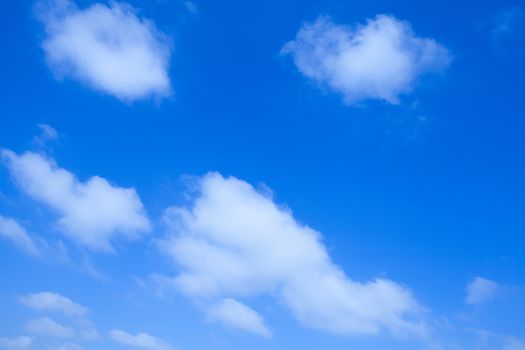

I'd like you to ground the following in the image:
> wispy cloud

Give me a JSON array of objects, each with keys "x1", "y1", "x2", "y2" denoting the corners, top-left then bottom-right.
[
  {"x1": 207, "y1": 298, "x2": 271, "y2": 337},
  {"x1": 0, "y1": 215, "x2": 41, "y2": 256},
  {"x1": 109, "y1": 330, "x2": 173, "y2": 350},
  {"x1": 0, "y1": 336, "x2": 33, "y2": 350},
  {"x1": 19, "y1": 292, "x2": 89, "y2": 317}
]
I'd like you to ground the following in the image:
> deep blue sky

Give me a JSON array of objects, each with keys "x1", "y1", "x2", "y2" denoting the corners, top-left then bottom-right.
[{"x1": 1, "y1": 0, "x2": 524, "y2": 349}]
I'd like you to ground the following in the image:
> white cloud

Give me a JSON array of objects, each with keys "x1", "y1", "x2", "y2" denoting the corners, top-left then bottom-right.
[
  {"x1": 19, "y1": 292, "x2": 88, "y2": 317},
  {"x1": 25, "y1": 318, "x2": 75, "y2": 339},
  {"x1": 0, "y1": 215, "x2": 40, "y2": 256},
  {"x1": 160, "y1": 173, "x2": 426, "y2": 336},
  {"x1": 109, "y1": 330, "x2": 173, "y2": 350},
  {"x1": 466, "y1": 277, "x2": 500, "y2": 305},
  {"x1": 1, "y1": 149, "x2": 151, "y2": 251},
  {"x1": 207, "y1": 298, "x2": 271, "y2": 337},
  {"x1": 36, "y1": 0, "x2": 172, "y2": 101},
  {"x1": 282, "y1": 15, "x2": 451, "y2": 104},
  {"x1": 0, "y1": 337, "x2": 33, "y2": 350}
]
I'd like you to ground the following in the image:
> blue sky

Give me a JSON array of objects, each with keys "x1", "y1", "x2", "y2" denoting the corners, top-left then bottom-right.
[{"x1": 1, "y1": 0, "x2": 524, "y2": 349}]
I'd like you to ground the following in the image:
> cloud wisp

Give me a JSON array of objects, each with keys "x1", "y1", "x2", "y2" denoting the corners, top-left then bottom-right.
[
  {"x1": 109, "y1": 330, "x2": 173, "y2": 350},
  {"x1": 0, "y1": 215, "x2": 41, "y2": 256},
  {"x1": 1, "y1": 149, "x2": 151, "y2": 252},
  {"x1": 36, "y1": 0, "x2": 172, "y2": 101},
  {"x1": 0, "y1": 337, "x2": 33, "y2": 350},
  {"x1": 283, "y1": 15, "x2": 451, "y2": 104},
  {"x1": 19, "y1": 292, "x2": 89, "y2": 317},
  {"x1": 159, "y1": 173, "x2": 426, "y2": 337}
]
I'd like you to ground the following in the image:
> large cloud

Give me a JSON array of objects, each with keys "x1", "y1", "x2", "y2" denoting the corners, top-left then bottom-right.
[
  {"x1": 1, "y1": 149, "x2": 150, "y2": 251},
  {"x1": 282, "y1": 15, "x2": 451, "y2": 104},
  {"x1": 36, "y1": 0, "x2": 172, "y2": 101},
  {"x1": 159, "y1": 173, "x2": 426, "y2": 337}
]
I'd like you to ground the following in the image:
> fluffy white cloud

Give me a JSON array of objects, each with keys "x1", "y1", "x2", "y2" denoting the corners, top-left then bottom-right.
[
  {"x1": 0, "y1": 215, "x2": 40, "y2": 256},
  {"x1": 282, "y1": 15, "x2": 451, "y2": 104},
  {"x1": 109, "y1": 330, "x2": 173, "y2": 350},
  {"x1": 19, "y1": 292, "x2": 88, "y2": 317},
  {"x1": 1, "y1": 149, "x2": 150, "y2": 251},
  {"x1": 25, "y1": 318, "x2": 75, "y2": 339},
  {"x1": 160, "y1": 173, "x2": 425, "y2": 336},
  {"x1": 466, "y1": 277, "x2": 500, "y2": 305},
  {"x1": 207, "y1": 298, "x2": 271, "y2": 337},
  {"x1": 0, "y1": 337, "x2": 33, "y2": 350},
  {"x1": 36, "y1": 0, "x2": 172, "y2": 101}
]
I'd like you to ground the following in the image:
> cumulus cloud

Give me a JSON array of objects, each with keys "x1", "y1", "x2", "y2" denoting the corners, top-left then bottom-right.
[
  {"x1": 159, "y1": 173, "x2": 425, "y2": 337},
  {"x1": 36, "y1": 0, "x2": 172, "y2": 101},
  {"x1": 0, "y1": 215, "x2": 40, "y2": 256},
  {"x1": 1, "y1": 149, "x2": 151, "y2": 251},
  {"x1": 25, "y1": 318, "x2": 75, "y2": 339},
  {"x1": 19, "y1": 292, "x2": 88, "y2": 317},
  {"x1": 109, "y1": 330, "x2": 173, "y2": 350},
  {"x1": 282, "y1": 15, "x2": 451, "y2": 104},
  {"x1": 0, "y1": 337, "x2": 33, "y2": 350},
  {"x1": 207, "y1": 298, "x2": 271, "y2": 337},
  {"x1": 466, "y1": 277, "x2": 500, "y2": 305}
]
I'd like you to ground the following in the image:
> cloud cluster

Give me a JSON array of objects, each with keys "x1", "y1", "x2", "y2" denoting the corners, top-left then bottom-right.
[
  {"x1": 283, "y1": 15, "x2": 451, "y2": 104},
  {"x1": 36, "y1": 0, "x2": 172, "y2": 101},
  {"x1": 2, "y1": 149, "x2": 150, "y2": 251},
  {"x1": 160, "y1": 173, "x2": 425, "y2": 336}
]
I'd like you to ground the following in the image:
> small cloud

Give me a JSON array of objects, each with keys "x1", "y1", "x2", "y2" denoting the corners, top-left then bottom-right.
[
  {"x1": 207, "y1": 298, "x2": 271, "y2": 337},
  {"x1": 19, "y1": 292, "x2": 89, "y2": 317},
  {"x1": 465, "y1": 277, "x2": 500, "y2": 305},
  {"x1": 25, "y1": 317, "x2": 75, "y2": 339},
  {"x1": 282, "y1": 15, "x2": 451, "y2": 105},
  {"x1": 35, "y1": 0, "x2": 172, "y2": 102},
  {"x1": 109, "y1": 330, "x2": 173, "y2": 350}
]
